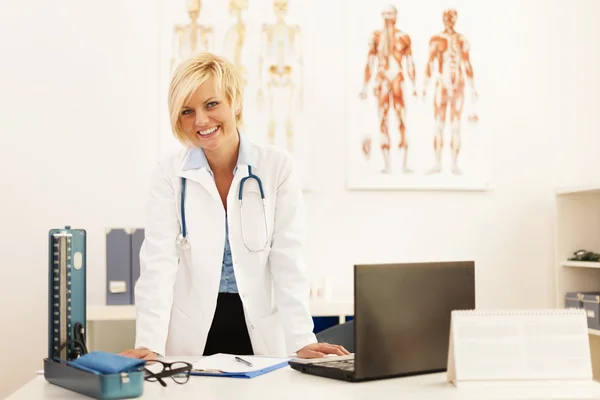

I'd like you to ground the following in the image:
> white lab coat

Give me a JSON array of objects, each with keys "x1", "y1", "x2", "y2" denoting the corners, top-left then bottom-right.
[{"x1": 134, "y1": 140, "x2": 317, "y2": 357}]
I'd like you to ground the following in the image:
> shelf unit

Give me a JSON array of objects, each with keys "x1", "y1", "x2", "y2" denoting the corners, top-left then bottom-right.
[
  {"x1": 555, "y1": 184, "x2": 600, "y2": 301},
  {"x1": 555, "y1": 183, "x2": 600, "y2": 379}
]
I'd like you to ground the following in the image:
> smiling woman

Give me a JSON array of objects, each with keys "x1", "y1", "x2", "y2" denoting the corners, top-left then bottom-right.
[{"x1": 119, "y1": 52, "x2": 350, "y2": 362}]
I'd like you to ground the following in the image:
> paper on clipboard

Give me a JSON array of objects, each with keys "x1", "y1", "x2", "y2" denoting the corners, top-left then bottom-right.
[{"x1": 191, "y1": 353, "x2": 290, "y2": 378}]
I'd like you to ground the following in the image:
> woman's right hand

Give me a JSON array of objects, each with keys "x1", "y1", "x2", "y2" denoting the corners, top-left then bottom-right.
[{"x1": 119, "y1": 347, "x2": 158, "y2": 361}]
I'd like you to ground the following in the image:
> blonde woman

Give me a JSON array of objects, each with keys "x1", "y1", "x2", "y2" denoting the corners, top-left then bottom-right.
[{"x1": 120, "y1": 53, "x2": 348, "y2": 360}]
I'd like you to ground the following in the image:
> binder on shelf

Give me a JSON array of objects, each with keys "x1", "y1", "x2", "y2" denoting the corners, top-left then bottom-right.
[
  {"x1": 581, "y1": 293, "x2": 600, "y2": 330},
  {"x1": 563, "y1": 291, "x2": 600, "y2": 330},
  {"x1": 565, "y1": 291, "x2": 583, "y2": 309},
  {"x1": 106, "y1": 229, "x2": 132, "y2": 306},
  {"x1": 130, "y1": 228, "x2": 144, "y2": 305},
  {"x1": 447, "y1": 308, "x2": 593, "y2": 387}
]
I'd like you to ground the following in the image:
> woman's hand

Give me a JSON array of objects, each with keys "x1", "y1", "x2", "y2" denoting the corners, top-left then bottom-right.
[
  {"x1": 296, "y1": 342, "x2": 351, "y2": 358},
  {"x1": 119, "y1": 347, "x2": 158, "y2": 361}
]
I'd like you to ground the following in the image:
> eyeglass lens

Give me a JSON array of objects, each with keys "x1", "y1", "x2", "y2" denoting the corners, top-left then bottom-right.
[{"x1": 145, "y1": 361, "x2": 191, "y2": 384}]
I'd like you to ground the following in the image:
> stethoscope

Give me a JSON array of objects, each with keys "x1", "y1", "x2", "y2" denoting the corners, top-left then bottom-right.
[{"x1": 176, "y1": 165, "x2": 269, "y2": 252}]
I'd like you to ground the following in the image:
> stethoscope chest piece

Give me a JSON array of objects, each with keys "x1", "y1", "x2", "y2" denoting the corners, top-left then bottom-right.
[{"x1": 176, "y1": 233, "x2": 190, "y2": 250}]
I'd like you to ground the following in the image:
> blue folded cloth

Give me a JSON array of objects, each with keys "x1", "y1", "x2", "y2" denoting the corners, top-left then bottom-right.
[{"x1": 68, "y1": 351, "x2": 146, "y2": 375}]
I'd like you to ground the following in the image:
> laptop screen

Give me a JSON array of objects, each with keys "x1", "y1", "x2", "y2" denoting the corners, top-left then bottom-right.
[{"x1": 353, "y1": 261, "x2": 475, "y2": 380}]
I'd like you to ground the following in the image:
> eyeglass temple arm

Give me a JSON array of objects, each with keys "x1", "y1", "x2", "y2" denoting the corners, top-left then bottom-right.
[{"x1": 144, "y1": 367, "x2": 167, "y2": 387}]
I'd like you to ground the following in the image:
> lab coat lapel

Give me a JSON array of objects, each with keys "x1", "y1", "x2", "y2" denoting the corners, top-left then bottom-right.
[
  {"x1": 226, "y1": 164, "x2": 248, "y2": 260},
  {"x1": 177, "y1": 168, "x2": 221, "y2": 204},
  {"x1": 227, "y1": 164, "x2": 247, "y2": 209}
]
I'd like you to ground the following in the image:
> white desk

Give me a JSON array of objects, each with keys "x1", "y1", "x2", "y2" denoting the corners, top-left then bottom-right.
[{"x1": 9, "y1": 368, "x2": 600, "y2": 400}]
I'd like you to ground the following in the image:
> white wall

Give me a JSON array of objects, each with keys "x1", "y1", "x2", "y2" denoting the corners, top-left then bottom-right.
[
  {"x1": 1, "y1": 0, "x2": 599, "y2": 397},
  {"x1": 0, "y1": 0, "x2": 160, "y2": 396}
]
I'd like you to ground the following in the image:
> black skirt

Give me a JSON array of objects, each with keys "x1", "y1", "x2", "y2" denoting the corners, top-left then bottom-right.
[{"x1": 203, "y1": 293, "x2": 254, "y2": 356}]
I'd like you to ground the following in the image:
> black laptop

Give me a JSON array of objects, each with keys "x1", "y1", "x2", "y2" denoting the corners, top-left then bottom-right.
[{"x1": 289, "y1": 261, "x2": 475, "y2": 382}]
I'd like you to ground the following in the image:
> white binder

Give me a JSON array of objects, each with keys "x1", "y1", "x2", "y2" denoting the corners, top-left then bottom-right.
[{"x1": 447, "y1": 309, "x2": 593, "y2": 387}]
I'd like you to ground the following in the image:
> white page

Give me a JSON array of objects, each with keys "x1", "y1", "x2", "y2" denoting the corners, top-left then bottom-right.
[
  {"x1": 452, "y1": 309, "x2": 592, "y2": 382},
  {"x1": 192, "y1": 353, "x2": 289, "y2": 373}
]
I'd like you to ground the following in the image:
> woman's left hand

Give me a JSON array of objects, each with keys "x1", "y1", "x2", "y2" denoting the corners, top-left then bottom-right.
[{"x1": 296, "y1": 342, "x2": 351, "y2": 358}]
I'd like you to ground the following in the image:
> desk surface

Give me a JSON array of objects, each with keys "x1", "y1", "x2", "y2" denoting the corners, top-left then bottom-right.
[{"x1": 9, "y1": 367, "x2": 600, "y2": 400}]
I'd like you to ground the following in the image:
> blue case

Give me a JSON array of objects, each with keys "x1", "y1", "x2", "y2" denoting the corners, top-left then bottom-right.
[{"x1": 44, "y1": 358, "x2": 144, "y2": 399}]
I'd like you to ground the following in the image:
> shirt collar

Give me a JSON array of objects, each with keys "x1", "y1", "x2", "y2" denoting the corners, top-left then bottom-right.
[{"x1": 182, "y1": 130, "x2": 255, "y2": 172}]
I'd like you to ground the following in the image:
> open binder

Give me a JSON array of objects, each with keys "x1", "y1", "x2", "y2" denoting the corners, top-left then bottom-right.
[
  {"x1": 447, "y1": 308, "x2": 594, "y2": 386},
  {"x1": 190, "y1": 353, "x2": 290, "y2": 378}
]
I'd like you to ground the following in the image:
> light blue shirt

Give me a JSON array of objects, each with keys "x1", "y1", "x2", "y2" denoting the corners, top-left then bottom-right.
[{"x1": 181, "y1": 132, "x2": 255, "y2": 293}]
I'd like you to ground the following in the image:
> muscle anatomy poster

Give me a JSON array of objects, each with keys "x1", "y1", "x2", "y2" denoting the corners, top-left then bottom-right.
[{"x1": 344, "y1": 2, "x2": 489, "y2": 190}]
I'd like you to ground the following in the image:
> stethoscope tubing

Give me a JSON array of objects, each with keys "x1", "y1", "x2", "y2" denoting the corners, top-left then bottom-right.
[{"x1": 177, "y1": 165, "x2": 268, "y2": 252}]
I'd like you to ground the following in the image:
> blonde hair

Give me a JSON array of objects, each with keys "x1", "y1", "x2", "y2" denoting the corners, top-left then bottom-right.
[{"x1": 168, "y1": 52, "x2": 244, "y2": 147}]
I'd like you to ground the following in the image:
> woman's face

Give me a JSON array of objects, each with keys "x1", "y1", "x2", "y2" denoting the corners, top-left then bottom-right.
[{"x1": 179, "y1": 79, "x2": 238, "y2": 152}]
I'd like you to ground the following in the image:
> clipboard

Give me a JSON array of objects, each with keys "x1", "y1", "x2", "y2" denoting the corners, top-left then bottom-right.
[{"x1": 190, "y1": 353, "x2": 290, "y2": 379}]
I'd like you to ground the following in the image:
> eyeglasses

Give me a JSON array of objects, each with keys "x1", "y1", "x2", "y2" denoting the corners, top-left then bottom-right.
[{"x1": 144, "y1": 360, "x2": 193, "y2": 387}]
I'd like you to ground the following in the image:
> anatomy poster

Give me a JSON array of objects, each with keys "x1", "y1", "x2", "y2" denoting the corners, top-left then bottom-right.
[
  {"x1": 344, "y1": 2, "x2": 489, "y2": 190},
  {"x1": 157, "y1": 0, "x2": 317, "y2": 190}
]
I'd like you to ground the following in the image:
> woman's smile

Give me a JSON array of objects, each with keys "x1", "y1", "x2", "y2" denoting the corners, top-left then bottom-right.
[{"x1": 197, "y1": 125, "x2": 220, "y2": 138}]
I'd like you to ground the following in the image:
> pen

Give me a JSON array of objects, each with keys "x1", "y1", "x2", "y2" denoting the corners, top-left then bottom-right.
[{"x1": 235, "y1": 356, "x2": 253, "y2": 367}]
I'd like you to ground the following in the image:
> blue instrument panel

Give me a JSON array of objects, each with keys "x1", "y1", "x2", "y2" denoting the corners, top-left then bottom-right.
[{"x1": 48, "y1": 226, "x2": 86, "y2": 361}]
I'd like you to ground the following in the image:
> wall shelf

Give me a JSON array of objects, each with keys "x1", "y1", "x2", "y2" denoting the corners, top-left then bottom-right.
[
  {"x1": 556, "y1": 184, "x2": 600, "y2": 195},
  {"x1": 562, "y1": 261, "x2": 600, "y2": 268}
]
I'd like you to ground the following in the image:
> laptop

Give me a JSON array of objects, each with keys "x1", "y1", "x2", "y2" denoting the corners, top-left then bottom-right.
[{"x1": 289, "y1": 261, "x2": 475, "y2": 382}]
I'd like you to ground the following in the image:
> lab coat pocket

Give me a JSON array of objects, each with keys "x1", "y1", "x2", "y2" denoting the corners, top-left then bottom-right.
[
  {"x1": 239, "y1": 187, "x2": 271, "y2": 252},
  {"x1": 257, "y1": 309, "x2": 286, "y2": 356},
  {"x1": 167, "y1": 306, "x2": 195, "y2": 356}
]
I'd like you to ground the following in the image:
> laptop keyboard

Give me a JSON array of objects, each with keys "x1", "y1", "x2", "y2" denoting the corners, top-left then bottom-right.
[{"x1": 318, "y1": 359, "x2": 355, "y2": 371}]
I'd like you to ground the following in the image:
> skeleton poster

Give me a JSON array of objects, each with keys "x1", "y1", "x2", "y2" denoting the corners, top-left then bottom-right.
[
  {"x1": 344, "y1": 2, "x2": 489, "y2": 190},
  {"x1": 157, "y1": 0, "x2": 317, "y2": 190}
]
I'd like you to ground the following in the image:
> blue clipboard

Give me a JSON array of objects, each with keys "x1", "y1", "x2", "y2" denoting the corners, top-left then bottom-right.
[{"x1": 190, "y1": 359, "x2": 289, "y2": 378}]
